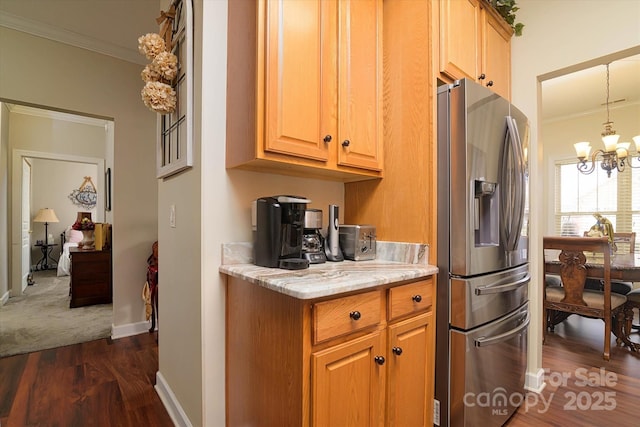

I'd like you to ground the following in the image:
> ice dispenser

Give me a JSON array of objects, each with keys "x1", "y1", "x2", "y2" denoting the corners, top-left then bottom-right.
[{"x1": 474, "y1": 179, "x2": 499, "y2": 247}]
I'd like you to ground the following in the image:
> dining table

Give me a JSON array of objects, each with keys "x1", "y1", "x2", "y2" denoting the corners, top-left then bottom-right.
[
  {"x1": 545, "y1": 251, "x2": 640, "y2": 351},
  {"x1": 545, "y1": 252, "x2": 640, "y2": 282}
]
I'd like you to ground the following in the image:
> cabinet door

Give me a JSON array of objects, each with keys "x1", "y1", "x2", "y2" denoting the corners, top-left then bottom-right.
[
  {"x1": 482, "y1": 9, "x2": 511, "y2": 100},
  {"x1": 337, "y1": 0, "x2": 383, "y2": 171},
  {"x1": 264, "y1": 0, "x2": 334, "y2": 161},
  {"x1": 386, "y1": 311, "x2": 434, "y2": 427},
  {"x1": 312, "y1": 331, "x2": 385, "y2": 427},
  {"x1": 439, "y1": 0, "x2": 481, "y2": 81}
]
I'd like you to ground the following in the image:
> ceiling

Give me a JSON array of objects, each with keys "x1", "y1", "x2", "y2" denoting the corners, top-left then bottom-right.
[
  {"x1": 1, "y1": 0, "x2": 639, "y2": 122},
  {"x1": 541, "y1": 53, "x2": 640, "y2": 122},
  {"x1": 0, "y1": 0, "x2": 160, "y2": 65}
]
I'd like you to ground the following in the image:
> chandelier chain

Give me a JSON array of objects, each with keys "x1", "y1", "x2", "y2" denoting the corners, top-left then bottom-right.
[{"x1": 605, "y1": 63, "x2": 610, "y2": 125}]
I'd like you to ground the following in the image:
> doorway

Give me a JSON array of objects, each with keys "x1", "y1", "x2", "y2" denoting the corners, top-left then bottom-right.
[{"x1": 3, "y1": 102, "x2": 114, "y2": 356}]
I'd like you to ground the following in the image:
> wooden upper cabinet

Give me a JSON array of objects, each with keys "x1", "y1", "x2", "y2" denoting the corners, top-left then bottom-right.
[
  {"x1": 337, "y1": 0, "x2": 383, "y2": 171},
  {"x1": 264, "y1": 0, "x2": 333, "y2": 161},
  {"x1": 439, "y1": 0, "x2": 512, "y2": 99},
  {"x1": 439, "y1": 0, "x2": 481, "y2": 82},
  {"x1": 226, "y1": 0, "x2": 383, "y2": 181},
  {"x1": 482, "y1": 8, "x2": 512, "y2": 100}
]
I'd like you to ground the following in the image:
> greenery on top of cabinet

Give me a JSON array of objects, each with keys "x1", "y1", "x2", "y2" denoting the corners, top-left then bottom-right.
[{"x1": 491, "y1": 0, "x2": 524, "y2": 36}]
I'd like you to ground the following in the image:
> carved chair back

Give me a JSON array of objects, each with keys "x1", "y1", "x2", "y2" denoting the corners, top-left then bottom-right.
[{"x1": 543, "y1": 236, "x2": 627, "y2": 360}]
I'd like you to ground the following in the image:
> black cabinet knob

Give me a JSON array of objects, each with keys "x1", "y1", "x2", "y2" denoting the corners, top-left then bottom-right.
[
  {"x1": 486, "y1": 80, "x2": 494, "y2": 87},
  {"x1": 342, "y1": 140, "x2": 350, "y2": 147},
  {"x1": 412, "y1": 295, "x2": 422, "y2": 303},
  {"x1": 392, "y1": 347, "x2": 403, "y2": 356},
  {"x1": 374, "y1": 355, "x2": 385, "y2": 365},
  {"x1": 323, "y1": 135, "x2": 332, "y2": 143},
  {"x1": 350, "y1": 311, "x2": 361, "y2": 321},
  {"x1": 478, "y1": 73, "x2": 486, "y2": 80}
]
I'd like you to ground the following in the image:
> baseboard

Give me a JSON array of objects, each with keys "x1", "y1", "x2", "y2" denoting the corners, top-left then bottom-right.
[
  {"x1": 1, "y1": 290, "x2": 9, "y2": 306},
  {"x1": 155, "y1": 371, "x2": 193, "y2": 427},
  {"x1": 525, "y1": 367, "x2": 546, "y2": 394},
  {"x1": 111, "y1": 320, "x2": 153, "y2": 339}
]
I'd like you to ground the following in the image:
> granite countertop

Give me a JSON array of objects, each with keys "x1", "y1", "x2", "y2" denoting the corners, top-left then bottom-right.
[{"x1": 220, "y1": 241, "x2": 438, "y2": 300}]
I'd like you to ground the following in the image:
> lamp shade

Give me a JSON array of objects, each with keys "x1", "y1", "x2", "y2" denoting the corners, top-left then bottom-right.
[{"x1": 33, "y1": 208, "x2": 59, "y2": 223}]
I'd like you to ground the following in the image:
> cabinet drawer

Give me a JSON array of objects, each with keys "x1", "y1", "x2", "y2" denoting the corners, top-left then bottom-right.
[
  {"x1": 388, "y1": 278, "x2": 433, "y2": 320},
  {"x1": 313, "y1": 290, "x2": 382, "y2": 344}
]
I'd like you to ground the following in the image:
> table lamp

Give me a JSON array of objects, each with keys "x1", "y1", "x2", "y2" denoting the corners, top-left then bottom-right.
[{"x1": 33, "y1": 208, "x2": 59, "y2": 246}]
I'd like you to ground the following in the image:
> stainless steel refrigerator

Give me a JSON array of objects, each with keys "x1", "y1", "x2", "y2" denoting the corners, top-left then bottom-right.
[{"x1": 435, "y1": 79, "x2": 530, "y2": 427}]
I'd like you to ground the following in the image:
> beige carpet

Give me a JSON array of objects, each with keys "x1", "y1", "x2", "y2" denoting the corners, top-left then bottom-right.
[{"x1": 0, "y1": 270, "x2": 112, "y2": 358}]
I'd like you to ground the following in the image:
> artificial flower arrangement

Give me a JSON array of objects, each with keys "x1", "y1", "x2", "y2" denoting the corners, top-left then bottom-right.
[
  {"x1": 72, "y1": 217, "x2": 95, "y2": 231},
  {"x1": 138, "y1": 4, "x2": 178, "y2": 114}
]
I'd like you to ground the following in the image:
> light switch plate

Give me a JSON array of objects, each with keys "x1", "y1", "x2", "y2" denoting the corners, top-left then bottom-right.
[{"x1": 169, "y1": 204, "x2": 176, "y2": 228}]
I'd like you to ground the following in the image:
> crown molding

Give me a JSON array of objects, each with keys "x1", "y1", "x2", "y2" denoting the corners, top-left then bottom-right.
[
  {"x1": 6, "y1": 104, "x2": 111, "y2": 128},
  {"x1": 0, "y1": 11, "x2": 146, "y2": 65}
]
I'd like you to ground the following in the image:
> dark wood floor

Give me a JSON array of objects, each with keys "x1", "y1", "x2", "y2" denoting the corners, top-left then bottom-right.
[
  {"x1": 0, "y1": 332, "x2": 174, "y2": 427},
  {"x1": 507, "y1": 315, "x2": 640, "y2": 426},
  {"x1": 2, "y1": 316, "x2": 639, "y2": 426}
]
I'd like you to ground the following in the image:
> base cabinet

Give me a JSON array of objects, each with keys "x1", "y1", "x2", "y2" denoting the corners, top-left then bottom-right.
[
  {"x1": 226, "y1": 275, "x2": 435, "y2": 426},
  {"x1": 69, "y1": 248, "x2": 112, "y2": 308}
]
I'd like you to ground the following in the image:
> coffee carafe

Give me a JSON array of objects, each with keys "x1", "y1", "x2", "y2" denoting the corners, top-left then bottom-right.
[
  {"x1": 252, "y1": 195, "x2": 311, "y2": 269},
  {"x1": 301, "y1": 209, "x2": 327, "y2": 264}
]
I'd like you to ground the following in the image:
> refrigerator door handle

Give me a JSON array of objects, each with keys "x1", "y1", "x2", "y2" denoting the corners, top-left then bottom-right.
[
  {"x1": 500, "y1": 116, "x2": 526, "y2": 252},
  {"x1": 509, "y1": 116, "x2": 527, "y2": 241},
  {"x1": 474, "y1": 313, "x2": 530, "y2": 347},
  {"x1": 474, "y1": 273, "x2": 530, "y2": 295}
]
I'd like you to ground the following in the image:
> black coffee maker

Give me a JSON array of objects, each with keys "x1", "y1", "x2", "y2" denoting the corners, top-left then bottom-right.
[{"x1": 252, "y1": 195, "x2": 311, "y2": 270}]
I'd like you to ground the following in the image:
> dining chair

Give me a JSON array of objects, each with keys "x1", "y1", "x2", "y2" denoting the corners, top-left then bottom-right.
[
  {"x1": 613, "y1": 232, "x2": 636, "y2": 254},
  {"x1": 581, "y1": 231, "x2": 634, "y2": 295},
  {"x1": 543, "y1": 236, "x2": 627, "y2": 360}
]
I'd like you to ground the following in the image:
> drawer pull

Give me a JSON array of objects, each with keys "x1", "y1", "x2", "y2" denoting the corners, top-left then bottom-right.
[
  {"x1": 349, "y1": 311, "x2": 361, "y2": 321},
  {"x1": 486, "y1": 80, "x2": 494, "y2": 87},
  {"x1": 478, "y1": 73, "x2": 486, "y2": 80},
  {"x1": 342, "y1": 139, "x2": 350, "y2": 147},
  {"x1": 392, "y1": 347, "x2": 403, "y2": 356},
  {"x1": 323, "y1": 135, "x2": 332, "y2": 143},
  {"x1": 412, "y1": 295, "x2": 422, "y2": 303},
  {"x1": 374, "y1": 356, "x2": 385, "y2": 365}
]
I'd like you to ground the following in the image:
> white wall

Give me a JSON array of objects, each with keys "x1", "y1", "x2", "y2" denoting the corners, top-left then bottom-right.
[
  {"x1": 0, "y1": 26, "x2": 158, "y2": 329},
  {"x1": 511, "y1": 0, "x2": 640, "y2": 389},
  {"x1": 30, "y1": 158, "x2": 98, "y2": 261}
]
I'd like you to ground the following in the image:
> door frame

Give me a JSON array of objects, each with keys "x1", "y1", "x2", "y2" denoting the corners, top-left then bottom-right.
[{"x1": 10, "y1": 149, "x2": 105, "y2": 296}]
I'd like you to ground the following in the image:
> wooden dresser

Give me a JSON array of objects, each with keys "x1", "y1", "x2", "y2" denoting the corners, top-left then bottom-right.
[{"x1": 69, "y1": 248, "x2": 112, "y2": 308}]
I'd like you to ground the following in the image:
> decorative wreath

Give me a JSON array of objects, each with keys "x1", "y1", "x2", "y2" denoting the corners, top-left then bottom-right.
[
  {"x1": 69, "y1": 176, "x2": 97, "y2": 209},
  {"x1": 138, "y1": 3, "x2": 178, "y2": 114}
]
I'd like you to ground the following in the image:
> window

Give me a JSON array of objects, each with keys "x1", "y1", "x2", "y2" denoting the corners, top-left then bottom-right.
[
  {"x1": 157, "y1": 0, "x2": 193, "y2": 178},
  {"x1": 554, "y1": 159, "x2": 640, "y2": 251}
]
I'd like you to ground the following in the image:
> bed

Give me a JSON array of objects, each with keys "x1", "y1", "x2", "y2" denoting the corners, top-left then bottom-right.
[{"x1": 57, "y1": 227, "x2": 82, "y2": 276}]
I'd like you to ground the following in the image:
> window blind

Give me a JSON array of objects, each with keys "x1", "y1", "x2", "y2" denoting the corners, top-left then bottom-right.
[{"x1": 554, "y1": 159, "x2": 639, "y2": 252}]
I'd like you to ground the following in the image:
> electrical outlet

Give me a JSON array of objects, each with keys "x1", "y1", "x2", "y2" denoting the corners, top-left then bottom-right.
[{"x1": 169, "y1": 205, "x2": 176, "y2": 228}]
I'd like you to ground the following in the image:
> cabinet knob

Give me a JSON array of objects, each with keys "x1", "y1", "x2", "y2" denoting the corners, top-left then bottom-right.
[
  {"x1": 412, "y1": 294, "x2": 422, "y2": 303},
  {"x1": 478, "y1": 73, "x2": 486, "y2": 80},
  {"x1": 323, "y1": 135, "x2": 332, "y2": 143},
  {"x1": 486, "y1": 80, "x2": 494, "y2": 87},
  {"x1": 342, "y1": 140, "x2": 350, "y2": 147},
  {"x1": 350, "y1": 311, "x2": 361, "y2": 321},
  {"x1": 374, "y1": 355, "x2": 386, "y2": 365},
  {"x1": 392, "y1": 347, "x2": 403, "y2": 356}
]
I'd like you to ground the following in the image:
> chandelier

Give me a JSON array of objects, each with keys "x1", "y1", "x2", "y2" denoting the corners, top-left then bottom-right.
[{"x1": 574, "y1": 63, "x2": 640, "y2": 177}]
